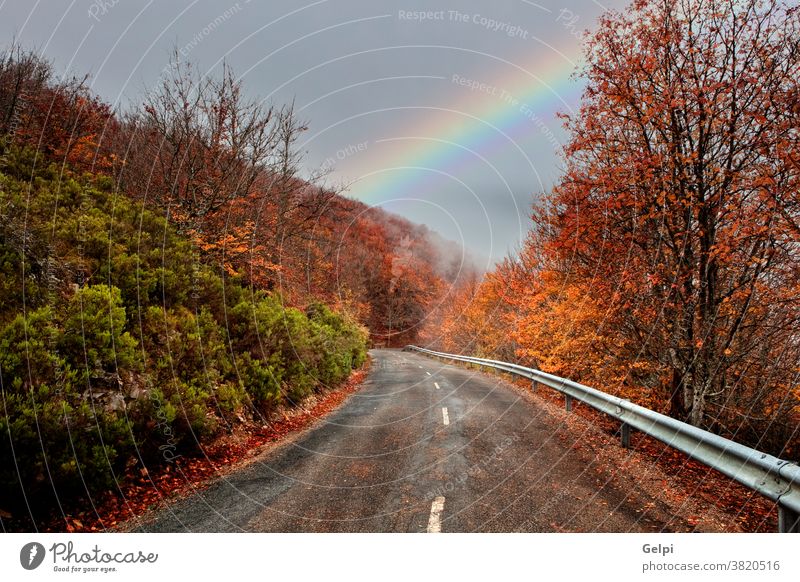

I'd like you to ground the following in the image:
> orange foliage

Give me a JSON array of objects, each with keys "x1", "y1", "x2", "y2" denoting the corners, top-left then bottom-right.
[{"x1": 425, "y1": 0, "x2": 800, "y2": 457}]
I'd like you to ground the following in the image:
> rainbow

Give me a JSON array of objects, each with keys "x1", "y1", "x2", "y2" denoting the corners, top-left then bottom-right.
[{"x1": 340, "y1": 42, "x2": 585, "y2": 203}]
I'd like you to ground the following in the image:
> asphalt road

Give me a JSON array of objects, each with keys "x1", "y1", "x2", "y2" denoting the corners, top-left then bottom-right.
[{"x1": 133, "y1": 348, "x2": 676, "y2": 532}]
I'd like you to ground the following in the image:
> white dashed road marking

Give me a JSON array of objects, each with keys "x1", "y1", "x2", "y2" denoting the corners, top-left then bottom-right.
[
  {"x1": 442, "y1": 407, "x2": 449, "y2": 425},
  {"x1": 427, "y1": 496, "x2": 445, "y2": 533},
  {"x1": 426, "y1": 371, "x2": 431, "y2": 376},
  {"x1": 434, "y1": 382, "x2": 440, "y2": 390}
]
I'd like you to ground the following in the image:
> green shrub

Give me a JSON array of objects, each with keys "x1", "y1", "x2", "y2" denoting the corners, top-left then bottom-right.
[
  {"x1": 0, "y1": 147, "x2": 369, "y2": 519},
  {"x1": 237, "y1": 352, "x2": 283, "y2": 410},
  {"x1": 0, "y1": 307, "x2": 134, "y2": 497},
  {"x1": 307, "y1": 302, "x2": 368, "y2": 383},
  {"x1": 139, "y1": 306, "x2": 223, "y2": 444},
  {"x1": 59, "y1": 284, "x2": 137, "y2": 381}
]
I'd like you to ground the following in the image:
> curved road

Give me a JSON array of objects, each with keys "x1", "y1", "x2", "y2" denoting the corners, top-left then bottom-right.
[{"x1": 134, "y1": 349, "x2": 676, "y2": 532}]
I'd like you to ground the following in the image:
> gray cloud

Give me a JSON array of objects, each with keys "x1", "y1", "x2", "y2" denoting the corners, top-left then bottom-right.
[{"x1": 0, "y1": 0, "x2": 628, "y2": 266}]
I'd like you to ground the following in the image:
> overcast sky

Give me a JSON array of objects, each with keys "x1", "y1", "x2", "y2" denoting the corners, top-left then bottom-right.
[{"x1": 0, "y1": 0, "x2": 629, "y2": 267}]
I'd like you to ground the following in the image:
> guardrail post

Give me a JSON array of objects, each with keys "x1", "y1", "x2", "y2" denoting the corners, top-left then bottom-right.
[
  {"x1": 778, "y1": 504, "x2": 800, "y2": 533},
  {"x1": 620, "y1": 423, "x2": 631, "y2": 449},
  {"x1": 565, "y1": 394, "x2": 573, "y2": 412},
  {"x1": 531, "y1": 380, "x2": 538, "y2": 393}
]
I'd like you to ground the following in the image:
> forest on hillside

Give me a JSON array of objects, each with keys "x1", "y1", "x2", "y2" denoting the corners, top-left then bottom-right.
[
  {"x1": 422, "y1": 0, "x2": 800, "y2": 459},
  {"x1": 0, "y1": 44, "x2": 463, "y2": 529},
  {"x1": 3, "y1": 0, "x2": 799, "y2": 534}
]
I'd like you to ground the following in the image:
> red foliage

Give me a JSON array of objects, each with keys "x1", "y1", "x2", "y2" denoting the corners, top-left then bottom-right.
[
  {"x1": 425, "y1": 0, "x2": 800, "y2": 459},
  {"x1": 0, "y1": 44, "x2": 114, "y2": 173}
]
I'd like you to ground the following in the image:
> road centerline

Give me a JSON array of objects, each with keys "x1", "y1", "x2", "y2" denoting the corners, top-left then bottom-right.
[
  {"x1": 442, "y1": 407, "x2": 450, "y2": 425},
  {"x1": 427, "y1": 496, "x2": 445, "y2": 533},
  {"x1": 434, "y1": 381, "x2": 440, "y2": 390}
]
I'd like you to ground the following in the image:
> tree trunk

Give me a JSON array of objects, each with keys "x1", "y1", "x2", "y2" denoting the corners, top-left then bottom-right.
[
  {"x1": 668, "y1": 367, "x2": 686, "y2": 419},
  {"x1": 689, "y1": 379, "x2": 706, "y2": 427}
]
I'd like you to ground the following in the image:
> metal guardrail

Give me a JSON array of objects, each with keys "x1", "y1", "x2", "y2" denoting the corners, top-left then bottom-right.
[{"x1": 405, "y1": 345, "x2": 800, "y2": 533}]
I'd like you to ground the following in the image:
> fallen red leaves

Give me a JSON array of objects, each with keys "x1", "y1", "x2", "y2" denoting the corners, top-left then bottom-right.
[
  {"x1": 506, "y1": 374, "x2": 778, "y2": 532},
  {"x1": 53, "y1": 367, "x2": 369, "y2": 533}
]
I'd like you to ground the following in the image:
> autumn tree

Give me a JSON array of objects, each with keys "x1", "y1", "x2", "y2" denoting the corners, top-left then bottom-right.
[
  {"x1": 117, "y1": 54, "x2": 285, "y2": 230},
  {"x1": 0, "y1": 43, "x2": 113, "y2": 172},
  {"x1": 427, "y1": 0, "x2": 800, "y2": 455},
  {"x1": 538, "y1": 0, "x2": 800, "y2": 435}
]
